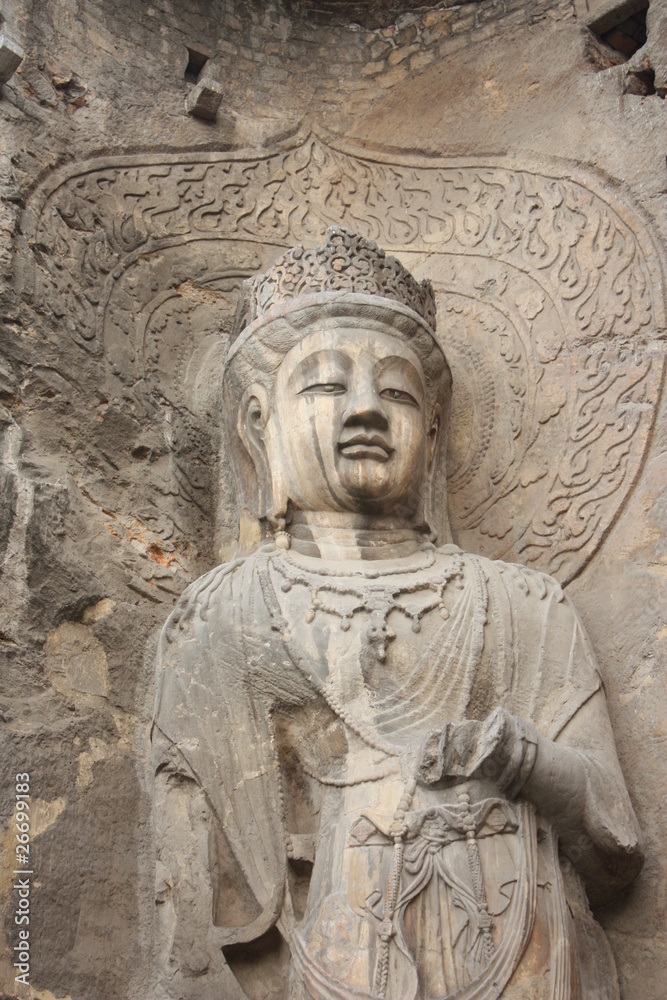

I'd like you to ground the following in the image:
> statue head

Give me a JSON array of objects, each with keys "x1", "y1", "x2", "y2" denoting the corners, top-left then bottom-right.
[{"x1": 223, "y1": 228, "x2": 452, "y2": 547}]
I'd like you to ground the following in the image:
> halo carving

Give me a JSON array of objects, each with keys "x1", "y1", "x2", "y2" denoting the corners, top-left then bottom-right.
[{"x1": 18, "y1": 134, "x2": 665, "y2": 583}]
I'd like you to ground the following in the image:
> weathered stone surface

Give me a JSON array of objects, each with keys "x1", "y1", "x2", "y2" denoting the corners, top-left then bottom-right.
[{"x1": 0, "y1": 0, "x2": 665, "y2": 997}]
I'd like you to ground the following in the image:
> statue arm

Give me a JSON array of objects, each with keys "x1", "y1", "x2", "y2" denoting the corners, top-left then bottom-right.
[
  {"x1": 500, "y1": 569, "x2": 644, "y2": 903},
  {"x1": 152, "y1": 727, "x2": 250, "y2": 1000},
  {"x1": 418, "y1": 697, "x2": 642, "y2": 905},
  {"x1": 418, "y1": 571, "x2": 643, "y2": 906},
  {"x1": 152, "y1": 561, "x2": 289, "y2": 995},
  {"x1": 522, "y1": 693, "x2": 643, "y2": 906}
]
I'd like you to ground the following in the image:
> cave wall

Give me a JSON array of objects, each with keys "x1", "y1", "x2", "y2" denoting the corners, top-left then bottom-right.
[{"x1": 0, "y1": 0, "x2": 665, "y2": 997}]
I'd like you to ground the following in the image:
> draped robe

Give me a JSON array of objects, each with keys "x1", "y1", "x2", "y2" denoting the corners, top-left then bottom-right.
[{"x1": 152, "y1": 544, "x2": 641, "y2": 1000}]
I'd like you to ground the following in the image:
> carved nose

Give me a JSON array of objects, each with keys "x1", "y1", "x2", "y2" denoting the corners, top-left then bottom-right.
[{"x1": 342, "y1": 389, "x2": 389, "y2": 431}]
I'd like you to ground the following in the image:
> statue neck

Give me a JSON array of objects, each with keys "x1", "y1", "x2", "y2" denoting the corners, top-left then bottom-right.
[{"x1": 287, "y1": 511, "x2": 428, "y2": 561}]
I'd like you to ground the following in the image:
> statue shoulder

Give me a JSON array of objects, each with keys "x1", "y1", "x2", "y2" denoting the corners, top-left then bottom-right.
[
  {"x1": 449, "y1": 547, "x2": 566, "y2": 605},
  {"x1": 153, "y1": 553, "x2": 267, "y2": 732},
  {"x1": 159, "y1": 554, "x2": 250, "y2": 647},
  {"x1": 491, "y1": 557, "x2": 566, "y2": 604}
]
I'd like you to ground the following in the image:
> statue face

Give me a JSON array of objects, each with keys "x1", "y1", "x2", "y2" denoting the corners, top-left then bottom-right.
[{"x1": 259, "y1": 327, "x2": 439, "y2": 518}]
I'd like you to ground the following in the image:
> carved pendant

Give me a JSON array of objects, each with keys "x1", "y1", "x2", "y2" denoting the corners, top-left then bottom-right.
[{"x1": 271, "y1": 553, "x2": 464, "y2": 661}]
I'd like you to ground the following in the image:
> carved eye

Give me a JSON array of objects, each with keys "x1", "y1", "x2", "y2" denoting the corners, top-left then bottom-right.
[
  {"x1": 299, "y1": 383, "x2": 346, "y2": 396},
  {"x1": 380, "y1": 388, "x2": 418, "y2": 407}
]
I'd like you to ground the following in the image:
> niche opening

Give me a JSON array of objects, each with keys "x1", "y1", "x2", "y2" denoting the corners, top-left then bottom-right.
[{"x1": 185, "y1": 47, "x2": 209, "y2": 83}]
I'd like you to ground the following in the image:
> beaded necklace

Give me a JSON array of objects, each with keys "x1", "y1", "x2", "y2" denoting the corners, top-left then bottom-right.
[{"x1": 270, "y1": 547, "x2": 464, "y2": 662}]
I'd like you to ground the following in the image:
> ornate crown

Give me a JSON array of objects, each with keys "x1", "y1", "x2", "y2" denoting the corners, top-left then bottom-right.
[{"x1": 230, "y1": 227, "x2": 437, "y2": 344}]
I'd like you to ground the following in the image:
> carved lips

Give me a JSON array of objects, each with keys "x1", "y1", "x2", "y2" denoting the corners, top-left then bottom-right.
[{"x1": 338, "y1": 434, "x2": 394, "y2": 462}]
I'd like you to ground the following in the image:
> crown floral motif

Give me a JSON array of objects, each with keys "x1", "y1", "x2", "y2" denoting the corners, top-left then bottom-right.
[{"x1": 232, "y1": 227, "x2": 436, "y2": 338}]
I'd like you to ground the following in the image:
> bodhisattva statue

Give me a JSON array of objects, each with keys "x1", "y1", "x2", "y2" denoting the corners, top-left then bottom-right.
[{"x1": 152, "y1": 229, "x2": 642, "y2": 1000}]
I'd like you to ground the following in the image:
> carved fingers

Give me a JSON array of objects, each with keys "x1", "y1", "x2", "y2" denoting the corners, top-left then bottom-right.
[{"x1": 416, "y1": 708, "x2": 538, "y2": 798}]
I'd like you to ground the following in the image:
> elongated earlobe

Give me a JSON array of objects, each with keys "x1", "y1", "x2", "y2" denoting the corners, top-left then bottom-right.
[
  {"x1": 423, "y1": 402, "x2": 453, "y2": 545},
  {"x1": 237, "y1": 385, "x2": 289, "y2": 526},
  {"x1": 428, "y1": 407, "x2": 441, "y2": 470}
]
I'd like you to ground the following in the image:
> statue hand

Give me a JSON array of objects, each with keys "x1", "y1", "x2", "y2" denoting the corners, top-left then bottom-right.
[{"x1": 417, "y1": 707, "x2": 538, "y2": 798}]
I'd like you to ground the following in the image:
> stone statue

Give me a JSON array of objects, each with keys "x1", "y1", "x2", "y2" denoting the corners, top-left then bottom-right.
[{"x1": 152, "y1": 228, "x2": 642, "y2": 1000}]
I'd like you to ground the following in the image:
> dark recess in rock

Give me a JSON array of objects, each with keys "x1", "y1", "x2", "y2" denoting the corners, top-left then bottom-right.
[
  {"x1": 184, "y1": 46, "x2": 209, "y2": 83},
  {"x1": 598, "y1": 3, "x2": 648, "y2": 56}
]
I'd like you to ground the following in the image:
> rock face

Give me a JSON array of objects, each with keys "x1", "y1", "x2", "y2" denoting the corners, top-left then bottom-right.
[{"x1": 0, "y1": 1, "x2": 664, "y2": 998}]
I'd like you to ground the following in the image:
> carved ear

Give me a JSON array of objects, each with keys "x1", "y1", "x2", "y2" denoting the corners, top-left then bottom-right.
[
  {"x1": 427, "y1": 405, "x2": 441, "y2": 471},
  {"x1": 423, "y1": 401, "x2": 452, "y2": 545},
  {"x1": 237, "y1": 384, "x2": 268, "y2": 464},
  {"x1": 237, "y1": 385, "x2": 288, "y2": 524}
]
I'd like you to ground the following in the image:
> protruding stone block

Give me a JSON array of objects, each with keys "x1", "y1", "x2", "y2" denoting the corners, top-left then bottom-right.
[
  {"x1": 0, "y1": 33, "x2": 24, "y2": 85},
  {"x1": 185, "y1": 78, "x2": 223, "y2": 120}
]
